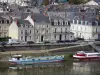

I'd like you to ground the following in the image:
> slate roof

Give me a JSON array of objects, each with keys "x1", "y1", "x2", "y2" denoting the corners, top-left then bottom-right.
[
  {"x1": 95, "y1": 0, "x2": 100, "y2": 2},
  {"x1": 15, "y1": 19, "x2": 31, "y2": 27},
  {"x1": 31, "y1": 13, "x2": 49, "y2": 23},
  {"x1": 50, "y1": 16, "x2": 65, "y2": 20}
]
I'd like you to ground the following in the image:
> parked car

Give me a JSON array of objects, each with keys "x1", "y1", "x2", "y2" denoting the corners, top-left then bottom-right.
[
  {"x1": 75, "y1": 38, "x2": 84, "y2": 41},
  {"x1": 7, "y1": 39, "x2": 20, "y2": 45},
  {"x1": 70, "y1": 39, "x2": 78, "y2": 42},
  {"x1": 27, "y1": 41, "x2": 34, "y2": 44},
  {"x1": 56, "y1": 40, "x2": 65, "y2": 43},
  {"x1": 43, "y1": 41, "x2": 50, "y2": 44},
  {"x1": 95, "y1": 39, "x2": 100, "y2": 41},
  {"x1": 0, "y1": 42, "x2": 7, "y2": 45},
  {"x1": 65, "y1": 40, "x2": 71, "y2": 42}
]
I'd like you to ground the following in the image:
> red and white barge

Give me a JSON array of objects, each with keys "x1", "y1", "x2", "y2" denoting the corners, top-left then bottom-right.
[{"x1": 73, "y1": 51, "x2": 100, "y2": 61}]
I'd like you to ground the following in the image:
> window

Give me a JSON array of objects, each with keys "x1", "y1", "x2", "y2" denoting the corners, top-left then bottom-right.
[
  {"x1": 61, "y1": 28, "x2": 62, "y2": 33},
  {"x1": 25, "y1": 30, "x2": 27, "y2": 35},
  {"x1": 74, "y1": 20, "x2": 77, "y2": 24},
  {"x1": 0, "y1": 21, "x2": 1, "y2": 23},
  {"x1": 21, "y1": 36, "x2": 23, "y2": 40},
  {"x1": 30, "y1": 36, "x2": 31, "y2": 40},
  {"x1": 21, "y1": 30, "x2": 23, "y2": 34},
  {"x1": 51, "y1": 21, "x2": 54, "y2": 25},
  {"x1": 30, "y1": 30, "x2": 31, "y2": 34},
  {"x1": 63, "y1": 21, "x2": 65, "y2": 25},
  {"x1": 47, "y1": 30, "x2": 48, "y2": 33},
  {"x1": 83, "y1": 21, "x2": 85, "y2": 25},
  {"x1": 54, "y1": 35, "x2": 56, "y2": 39},
  {"x1": 65, "y1": 35, "x2": 66, "y2": 39},
  {"x1": 98, "y1": 22, "x2": 100, "y2": 25},
  {"x1": 79, "y1": 20, "x2": 81, "y2": 24},
  {"x1": 92, "y1": 22, "x2": 96, "y2": 26},
  {"x1": 65, "y1": 28, "x2": 67, "y2": 32},
  {"x1": 55, "y1": 28, "x2": 57, "y2": 33},
  {"x1": 85, "y1": 21, "x2": 88, "y2": 25},
  {"x1": 23, "y1": 24, "x2": 25, "y2": 28},
  {"x1": 4, "y1": 32, "x2": 6, "y2": 37},
  {"x1": 37, "y1": 30, "x2": 38, "y2": 33},
  {"x1": 2, "y1": 20, "x2": 4, "y2": 24},
  {"x1": 27, "y1": 25, "x2": 29, "y2": 28},
  {"x1": 96, "y1": 28, "x2": 97, "y2": 32},
  {"x1": 68, "y1": 21, "x2": 70, "y2": 26},
  {"x1": 47, "y1": 25, "x2": 48, "y2": 28},
  {"x1": 7, "y1": 20, "x2": 9, "y2": 24},
  {"x1": 58, "y1": 21, "x2": 60, "y2": 25}
]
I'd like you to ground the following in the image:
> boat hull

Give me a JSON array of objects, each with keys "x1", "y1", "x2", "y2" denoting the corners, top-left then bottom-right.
[
  {"x1": 73, "y1": 55, "x2": 100, "y2": 61},
  {"x1": 9, "y1": 59, "x2": 63, "y2": 65}
]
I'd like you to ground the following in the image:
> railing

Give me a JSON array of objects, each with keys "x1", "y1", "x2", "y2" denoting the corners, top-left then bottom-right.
[{"x1": 90, "y1": 44, "x2": 100, "y2": 52}]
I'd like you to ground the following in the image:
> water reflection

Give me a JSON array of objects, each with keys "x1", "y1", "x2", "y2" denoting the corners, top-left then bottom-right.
[{"x1": 0, "y1": 62, "x2": 100, "y2": 75}]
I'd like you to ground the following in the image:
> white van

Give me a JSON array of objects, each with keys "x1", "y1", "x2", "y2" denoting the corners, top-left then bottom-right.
[{"x1": 7, "y1": 39, "x2": 20, "y2": 45}]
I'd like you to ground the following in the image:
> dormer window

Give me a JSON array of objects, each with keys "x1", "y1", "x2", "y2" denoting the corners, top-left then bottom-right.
[
  {"x1": 74, "y1": 20, "x2": 77, "y2": 24},
  {"x1": 63, "y1": 21, "x2": 65, "y2": 25},
  {"x1": 7, "y1": 9, "x2": 9, "y2": 11},
  {"x1": 78, "y1": 20, "x2": 81, "y2": 24},
  {"x1": 58, "y1": 21, "x2": 60, "y2": 25},
  {"x1": 68, "y1": 21, "x2": 70, "y2": 26},
  {"x1": 7, "y1": 20, "x2": 9, "y2": 24},
  {"x1": 98, "y1": 22, "x2": 100, "y2": 25},
  {"x1": 2, "y1": 20, "x2": 4, "y2": 24},
  {"x1": 92, "y1": 22, "x2": 96, "y2": 26}
]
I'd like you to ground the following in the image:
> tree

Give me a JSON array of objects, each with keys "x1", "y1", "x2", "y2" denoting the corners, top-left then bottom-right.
[
  {"x1": 68, "y1": 0, "x2": 88, "y2": 4},
  {"x1": 43, "y1": 0, "x2": 49, "y2": 6}
]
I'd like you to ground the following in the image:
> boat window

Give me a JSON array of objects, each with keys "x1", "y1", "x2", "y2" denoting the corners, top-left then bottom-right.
[
  {"x1": 97, "y1": 54, "x2": 100, "y2": 56},
  {"x1": 17, "y1": 57, "x2": 20, "y2": 60},
  {"x1": 47, "y1": 58, "x2": 49, "y2": 60},
  {"x1": 88, "y1": 54, "x2": 97, "y2": 56}
]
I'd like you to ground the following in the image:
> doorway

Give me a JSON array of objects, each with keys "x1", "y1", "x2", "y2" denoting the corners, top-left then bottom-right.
[
  {"x1": 25, "y1": 36, "x2": 27, "y2": 42},
  {"x1": 41, "y1": 35, "x2": 43, "y2": 42},
  {"x1": 59, "y1": 34, "x2": 62, "y2": 40}
]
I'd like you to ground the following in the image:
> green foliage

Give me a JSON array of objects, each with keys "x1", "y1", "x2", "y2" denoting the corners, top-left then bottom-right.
[
  {"x1": 68, "y1": 0, "x2": 88, "y2": 4},
  {"x1": 43, "y1": 0, "x2": 49, "y2": 6},
  {"x1": 0, "y1": 37, "x2": 11, "y2": 42},
  {"x1": 64, "y1": 53, "x2": 73, "y2": 61}
]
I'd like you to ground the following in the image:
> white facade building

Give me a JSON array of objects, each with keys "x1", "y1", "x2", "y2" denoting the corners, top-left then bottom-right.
[
  {"x1": 70, "y1": 20, "x2": 100, "y2": 40},
  {"x1": 0, "y1": 0, "x2": 29, "y2": 6},
  {"x1": 50, "y1": 17, "x2": 74, "y2": 42},
  {"x1": 9, "y1": 19, "x2": 34, "y2": 42}
]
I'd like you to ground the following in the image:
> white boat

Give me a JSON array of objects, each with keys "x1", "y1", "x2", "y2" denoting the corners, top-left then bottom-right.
[
  {"x1": 73, "y1": 51, "x2": 100, "y2": 61},
  {"x1": 9, "y1": 54, "x2": 64, "y2": 65}
]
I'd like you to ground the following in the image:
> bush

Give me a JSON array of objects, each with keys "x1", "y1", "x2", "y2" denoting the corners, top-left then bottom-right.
[
  {"x1": 64, "y1": 53, "x2": 73, "y2": 61},
  {"x1": 0, "y1": 37, "x2": 11, "y2": 42}
]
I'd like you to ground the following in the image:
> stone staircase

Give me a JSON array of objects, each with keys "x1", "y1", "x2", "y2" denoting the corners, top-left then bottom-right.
[{"x1": 90, "y1": 44, "x2": 100, "y2": 52}]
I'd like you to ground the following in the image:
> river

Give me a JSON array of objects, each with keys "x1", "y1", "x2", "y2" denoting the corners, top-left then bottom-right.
[{"x1": 0, "y1": 61, "x2": 100, "y2": 75}]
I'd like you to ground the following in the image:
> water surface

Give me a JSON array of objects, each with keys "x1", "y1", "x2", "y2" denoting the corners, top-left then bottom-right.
[{"x1": 0, "y1": 62, "x2": 100, "y2": 75}]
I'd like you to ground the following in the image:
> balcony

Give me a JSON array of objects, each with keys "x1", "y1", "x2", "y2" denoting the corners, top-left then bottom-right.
[{"x1": 53, "y1": 32, "x2": 71, "y2": 34}]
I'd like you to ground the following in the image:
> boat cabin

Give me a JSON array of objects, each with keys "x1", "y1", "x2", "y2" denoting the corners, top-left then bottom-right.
[
  {"x1": 76, "y1": 51, "x2": 86, "y2": 56},
  {"x1": 11, "y1": 55, "x2": 22, "y2": 60}
]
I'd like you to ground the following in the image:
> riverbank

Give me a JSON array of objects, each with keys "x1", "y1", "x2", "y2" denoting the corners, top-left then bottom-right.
[{"x1": 0, "y1": 45, "x2": 92, "y2": 59}]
